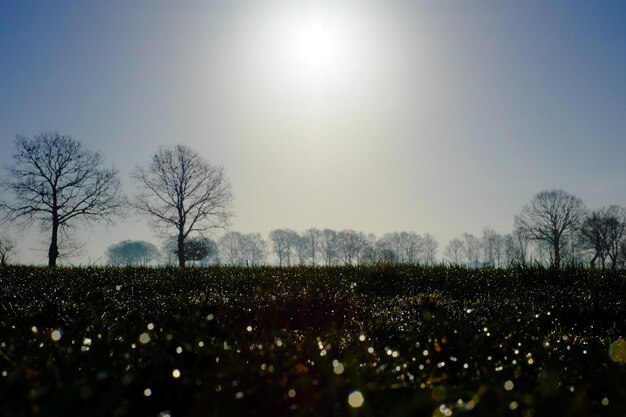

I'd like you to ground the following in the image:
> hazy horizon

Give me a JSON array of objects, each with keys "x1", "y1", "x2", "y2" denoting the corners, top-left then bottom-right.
[{"x1": 1, "y1": 1, "x2": 625, "y2": 265}]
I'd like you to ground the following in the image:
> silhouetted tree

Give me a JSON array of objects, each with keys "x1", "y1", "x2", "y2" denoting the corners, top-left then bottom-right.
[
  {"x1": 444, "y1": 238, "x2": 465, "y2": 265},
  {"x1": 165, "y1": 235, "x2": 218, "y2": 265},
  {"x1": 422, "y1": 233, "x2": 439, "y2": 265},
  {"x1": 132, "y1": 145, "x2": 232, "y2": 267},
  {"x1": 303, "y1": 228, "x2": 322, "y2": 265},
  {"x1": 503, "y1": 228, "x2": 529, "y2": 265},
  {"x1": 398, "y1": 232, "x2": 423, "y2": 263},
  {"x1": 462, "y1": 232, "x2": 482, "y2": 267},
  {"x1": 106, "y1": 240, "x2": 160, "y2": 266},
  {"x1": 219, "y1": 232, "x2": 267, "y2": 266},
  {"x1": 337, "y1": 230, "x2": 367, "y2": 264},
  {"x1": 0, "y1": 235, "x2": 17, "y2": 266},
  {"x1": 320, "y1": 229, "x2": 338, "y2": 266},
  {"x1": 481, "y1": 228, "x2": 502, "y2": 267},
  {"x1": 269, "y1": 229, "x2": 299, "y2": 266},
  {"x1": 293, "y1": 234, "x2": 310, "y2": 265},
  {"x1": 514, "y1": 189, "x2": 587, "y2": 269},
  {"x1": 581, "y1": 206, "x2": 626, "y2": 269},
  {"x1": 0, "y1": 132, "x2": 123, "y2": 267}
]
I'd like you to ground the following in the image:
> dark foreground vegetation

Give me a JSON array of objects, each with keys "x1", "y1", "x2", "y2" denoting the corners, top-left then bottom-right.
[{"x1": 1, "y1": 266, "x2": 625, "y2": 417}]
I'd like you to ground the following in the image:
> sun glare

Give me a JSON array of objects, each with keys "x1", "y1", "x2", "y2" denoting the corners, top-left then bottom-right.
[
  {"x1": 294, "y1": 18, "x2": 342, "y2": 77},
  {"x1": 262, "y1": 4, "x2": 362, "y2": 91}
]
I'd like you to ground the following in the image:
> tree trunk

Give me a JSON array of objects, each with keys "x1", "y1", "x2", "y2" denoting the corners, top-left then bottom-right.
[
  {"x1": 553, "y1": 236, "x2": 561, "y2": 269},
  {"x1": 178, "y1": 233, "x2": 186, "y2": 268},
  {"x1": 49, "y1": 217, "x2": 59, "y2": 268}
]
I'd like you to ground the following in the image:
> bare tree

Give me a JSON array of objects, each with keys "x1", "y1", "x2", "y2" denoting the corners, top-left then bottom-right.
[
  {"x1": 503, "y1": 228, "x2": 529, "y2": 266},
  {"x1": 581, "y1": 206, "x2": 626, "y2": 269},
  {"x1": 269, "y1": 229, "x2": 299, "y2": 266},
  {"x1": 481, "y1": 228, "x2": 503, "y2": 268},
  {"x1": 0, "y1": 132, "x2": 123, "y2": 267},
  {"x1": 219, "y1": 232, "x2": 267, "y2": 266},
  {"x1": 462, "y1": 232, "x2": 482, "y2": 267},
  {"x1": 0, "y1": 235, "x2": 17, "y2": 266},
  {"x1": 422, "y1": 233, "x2": 439, "y2": 265},
  {"x1": 336, "y1": 230, "x2": 366, "y2": 265},
  {"x1": 444, "y1": 238, "x2": 465, "y2": 265},
  {"x1": 303, "y1": 228, "x2": 321, "y2": 265},
  {"x1": 132, "y1": 145, "x2": 232, "y2": 267},
  {"x1": 219, "y1": 231, "x2": 247, "y2": 265},
  {"x1": 293, "y1": 233, "x2": 310, "y2": 265},
  {"x1": 514, "y1": 189, "x2": 587, "y2": 269},
  {"x1": 398, "y1": 232, "x2": 423, "y2": 264},
  {"x1": 319, "y1": 229, "x2": 338, "y2": 266},
  {"x1": 245, "y1": 233, "x2": 268, "y2": 266}
]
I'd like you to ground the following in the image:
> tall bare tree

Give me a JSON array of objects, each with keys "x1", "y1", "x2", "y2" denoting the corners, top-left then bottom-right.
[
  {"x1": 514, "y1": 189, "x2": 587, "y2": 269},
  {"x1": 132, "y1": 145, "x2": 232, "y2": 267},
  {"x1": 0, "y1": 132, "x2": 123, "y2": 267},
  {"x1": 0, "y1": 235, "x2": 17, "y2": 266}
]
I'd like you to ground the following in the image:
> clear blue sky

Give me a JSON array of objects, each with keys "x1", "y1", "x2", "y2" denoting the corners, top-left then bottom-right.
[{"x1": 1, "y1": 1, "x2": 625, "y2": 264}]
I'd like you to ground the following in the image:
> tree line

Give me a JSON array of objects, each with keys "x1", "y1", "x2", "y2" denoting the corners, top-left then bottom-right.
[{"x1": 2, "y1": 132, "x2": 626, "y2": 269}]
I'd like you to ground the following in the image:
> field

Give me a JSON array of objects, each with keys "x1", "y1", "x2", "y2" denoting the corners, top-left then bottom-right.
[{"x1": 1, "y1": 265, "x2": 625, "y2": 417}]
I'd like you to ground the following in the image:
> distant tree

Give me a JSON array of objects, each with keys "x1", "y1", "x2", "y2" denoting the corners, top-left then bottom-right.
[
  {"x1": 219, "y1": 232, "x2": 247, "y2": 265},
  {"x1": 106, "y1": 240, "x2": 160, "y2": 266},
  {"x1": 165, "y1": 236, "x2": 218, "y2": 265},
  {"x1": 422, "y1": 233, "x2": 439, "y2": 265},
  {"x1": 336, "y1": 230, "x2": 366, "y2": 264},
  {"x1": 514, "y1": 189, "x2": 587, "y2": 269},
  {"x1": 319, "y1": 229, "x2": 338, "y2": 266},
  {"x1": 0, "y1": 235, "x2": 17, "y2": 266},
  {"x1": 0, "y1": 132, "x2": 123, "y2": 267},
  {"x1": 132, "y1": 145, "x2": 232, "y2": 267},
  {"x1": 444, "y1": 238, "x2": 465, "y2": 265},
  {"x1": 581, "y1": 206, "x2": 626, "y2": 269},
  {"x1": 502, "y1": 229, "x2": 529, "y2": 266},
  {"x1": 397, "y1": 232, "x2": 423, "y2": 264},
  {"x1": 219, "y1": 232, "x2": 267, "y2": 266},
  {"x1": 375, "y1": 243, "x2": 398, "y2": 264},
  {"x1": 360, "y1": 241, "x2": 378, "y2": 265},
  {"x1": 462, "y1": 232, "x2": 482, "y2": 267},
  {"x1": 269, "y1": 229, "x2": 299, "y2": 266},
  {"x1": 293, "y1": 234, "x2": 310, "y2": 265},
  {"x1": 303, "y1": 228, "x2": 322, "y2": 265},
  {"x1": 377, "y1": 233, "x2": 400, "y2": 263},
  {"x1": 184, "y1": 237, "x2": 217, "y2": 263},
  {"x1": 481, "y1": 228, "x2": 502, "y2": 267},
  {"x1": 245, "y1": 233, "x2": 268, "y2": 266}
]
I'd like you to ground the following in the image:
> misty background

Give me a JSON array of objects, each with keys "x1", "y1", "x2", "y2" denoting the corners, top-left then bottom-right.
[{"x1": 1, "y1": 1, "x2": 625, "y2": 265}]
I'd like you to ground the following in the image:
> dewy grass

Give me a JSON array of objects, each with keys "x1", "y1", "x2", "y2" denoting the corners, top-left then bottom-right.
[{"x1": 0, "y1": 265, "x2": 625, "y2": 416}]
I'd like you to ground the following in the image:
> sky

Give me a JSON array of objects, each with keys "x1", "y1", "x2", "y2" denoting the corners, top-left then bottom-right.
[{"x1": 1, "y1": 1, "x2": 625, "y2": 264}]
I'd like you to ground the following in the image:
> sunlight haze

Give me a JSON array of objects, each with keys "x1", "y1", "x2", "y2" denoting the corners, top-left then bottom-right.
[{"x1": 1, "y1": 1, "x2": 625, "y2": 264}]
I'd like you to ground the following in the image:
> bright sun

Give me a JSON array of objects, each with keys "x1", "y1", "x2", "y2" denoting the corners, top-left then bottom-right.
[
  {"x1": 261, "y1": 4, "x2": 361, "y2": 90},
  {"x1": 293, "y1": 18, "x2": 342, "y2": 77}
]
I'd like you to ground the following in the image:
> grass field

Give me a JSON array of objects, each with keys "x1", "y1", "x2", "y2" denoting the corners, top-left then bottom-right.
[{"x1": 1, "y1": 265, "x2": 625, "y2": 416}]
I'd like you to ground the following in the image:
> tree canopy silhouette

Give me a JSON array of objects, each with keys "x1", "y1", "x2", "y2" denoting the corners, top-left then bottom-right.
[
  {"x1": 132, "y1": 145, "x2": 233, "y2": 267},
  {"x1": 0, "y1": 132, "x2": 123, "y2": 267}
]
